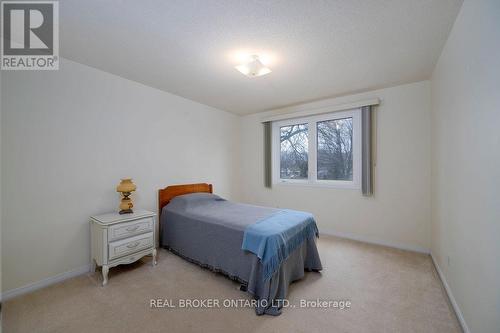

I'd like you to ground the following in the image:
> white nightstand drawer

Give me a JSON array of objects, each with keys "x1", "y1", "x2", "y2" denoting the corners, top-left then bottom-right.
[
  {"x1": 108, "y1": 217, "x2": 153, "y2": 241},
  {"x1": 108, "y1": 232, "x2": 153, "y2": 260}
]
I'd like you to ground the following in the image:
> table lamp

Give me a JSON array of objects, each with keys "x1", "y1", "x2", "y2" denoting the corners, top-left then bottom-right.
[{"x1": 116, "y1": 178, "x2": 137, "y2": 214}]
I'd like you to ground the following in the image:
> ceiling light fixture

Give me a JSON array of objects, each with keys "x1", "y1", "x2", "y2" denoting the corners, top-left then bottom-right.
[{"x1": 235, "y1": 55, "x2": 272, "y2": 77}]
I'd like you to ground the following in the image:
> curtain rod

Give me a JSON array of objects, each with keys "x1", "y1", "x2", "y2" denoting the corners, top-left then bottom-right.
[{"x1": 261, "y1": 98, "x2": 380, "y2": 123}]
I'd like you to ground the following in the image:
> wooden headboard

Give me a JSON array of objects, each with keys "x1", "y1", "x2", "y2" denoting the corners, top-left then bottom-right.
[{"x1": 158, "y1": 183, "x2": 213, "y2": 219}]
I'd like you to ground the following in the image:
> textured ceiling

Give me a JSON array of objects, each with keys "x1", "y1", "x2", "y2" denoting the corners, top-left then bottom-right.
[{"x1": 60, "y1": 0, "x2": 463, "y2": 115}]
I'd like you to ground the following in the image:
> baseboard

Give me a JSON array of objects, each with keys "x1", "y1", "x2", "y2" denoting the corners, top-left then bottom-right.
[
  {"x1": 430, "y1": 253, "x2": 470, "y2": 333},
  {"x1": 320, "y1": 229, "x2": 430, "y2": 254},
  {"x1": 1, "y1": 264, "x2": 90, "y2": 302}
]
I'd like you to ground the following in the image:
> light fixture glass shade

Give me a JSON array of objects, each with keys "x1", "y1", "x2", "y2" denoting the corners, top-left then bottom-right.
[
  {"x1": 116, "y1": 178, "x2": 136, "y2": 193},
  {"x1": 235, "y1": 55, "x2": 272, "y2": 77}
]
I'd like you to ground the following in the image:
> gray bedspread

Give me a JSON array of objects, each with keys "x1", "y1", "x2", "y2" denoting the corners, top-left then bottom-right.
[{"x1": 160, "y1": 193, "x2": 323, "y2": 315}]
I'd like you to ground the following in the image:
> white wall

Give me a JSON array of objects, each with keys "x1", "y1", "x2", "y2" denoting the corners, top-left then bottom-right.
[
  {"x1": 430, "y1": 1, "x2": 500, "y2": 332},
  {"x1": 239, "y1": 81, "x2": 431, "y2": 252},
  {"x1": 1, "y1": 58, "x2": 240, "y2": 292}
]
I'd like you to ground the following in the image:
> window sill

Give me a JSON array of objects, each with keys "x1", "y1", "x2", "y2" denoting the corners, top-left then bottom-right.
[{"x1": 274, "y1": 180, "x2": 360, "y2": 190}]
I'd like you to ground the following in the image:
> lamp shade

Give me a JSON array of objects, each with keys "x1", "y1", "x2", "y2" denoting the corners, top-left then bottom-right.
[{"x1": 116, "y1": 178, "x2": 137, "y2": 193}]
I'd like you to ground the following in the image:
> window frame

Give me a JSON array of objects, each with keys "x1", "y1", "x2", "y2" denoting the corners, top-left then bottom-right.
[{"x1": 272, "y1": 108, "x2": 361, "y2": 189}]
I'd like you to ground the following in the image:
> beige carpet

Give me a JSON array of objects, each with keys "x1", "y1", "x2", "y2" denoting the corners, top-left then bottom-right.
[{"x1": 3, "y1": 236, "x2": 461, "y2": 333}]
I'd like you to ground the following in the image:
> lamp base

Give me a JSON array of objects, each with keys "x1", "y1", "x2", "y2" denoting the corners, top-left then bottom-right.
[{"x1": 119, "y1": 209, "x2": 133, "y2": 215}]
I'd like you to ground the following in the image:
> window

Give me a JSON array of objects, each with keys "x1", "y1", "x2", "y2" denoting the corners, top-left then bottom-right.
[
  {"x1": 272, "y1": 109, "x2": 361, "y2": 188},
  {"x1": 317, "y1": 118, "x2": 353, "y2": 181},
  {"x1": 280, "y1": 123, "x2": 308, "y2": 179}
]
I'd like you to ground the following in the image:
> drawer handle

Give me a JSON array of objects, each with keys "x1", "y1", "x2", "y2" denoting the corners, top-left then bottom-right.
[
  {"x1": 126, "y1": 242, "x2": 140, "y2": 248},
  {"x1": 126, "y1": 225, "x2": 139, "y2": 232}
]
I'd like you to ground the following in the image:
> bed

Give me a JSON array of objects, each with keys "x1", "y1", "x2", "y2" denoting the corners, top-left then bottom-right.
[{"x1": 158, "y1": 183, "x2": 323, "y2": 315}]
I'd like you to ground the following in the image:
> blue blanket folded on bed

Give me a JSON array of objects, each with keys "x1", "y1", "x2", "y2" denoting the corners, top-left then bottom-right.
[{"x1": 242, "y1": 209, "x2": 319, "y2": 281}]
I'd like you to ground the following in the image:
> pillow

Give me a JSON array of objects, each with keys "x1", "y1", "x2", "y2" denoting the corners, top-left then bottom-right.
[{"x1": 169, "y1": 192, "x2": 224, "y2": 210}]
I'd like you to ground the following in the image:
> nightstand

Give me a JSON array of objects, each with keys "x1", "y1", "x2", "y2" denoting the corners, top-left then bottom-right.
[{"x1": 90, "y1": 209, "x2": 157, "y2": 285}]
